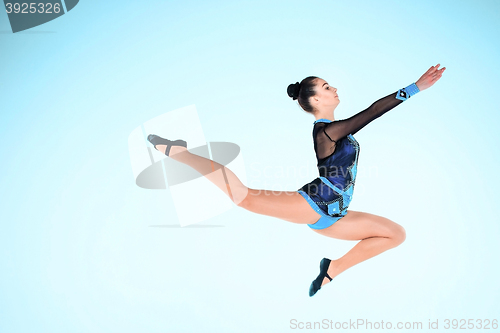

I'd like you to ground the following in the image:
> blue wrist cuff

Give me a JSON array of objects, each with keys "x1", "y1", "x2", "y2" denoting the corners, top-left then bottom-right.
[
  {"x1": 395, "y1": 82, "x2": 420, "y2": 101},
  {"x1": 405, "y1": 82, "x2": 420, "y2": 97}
]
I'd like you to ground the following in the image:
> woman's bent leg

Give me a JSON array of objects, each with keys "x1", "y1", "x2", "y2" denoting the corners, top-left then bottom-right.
[
  {"x1": 161, "y1": 145, "x2": 322, "y2": 224},
  {"x1": 312, "y1": 210, "x2": 406, "y2": 285}
]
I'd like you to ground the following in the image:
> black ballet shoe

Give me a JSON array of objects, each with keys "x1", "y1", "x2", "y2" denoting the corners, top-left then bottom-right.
[
  {"x1": 147, "y1": 134, "x2": 187, "y2": 156},
  {"x1": 309, "y1": 258, "x2": 333, "y2": 297}
]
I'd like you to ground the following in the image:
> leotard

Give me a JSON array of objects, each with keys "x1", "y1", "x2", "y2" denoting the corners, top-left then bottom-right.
[{"x1": 297, "y1": 88, "x2": 412, "y2": 229}]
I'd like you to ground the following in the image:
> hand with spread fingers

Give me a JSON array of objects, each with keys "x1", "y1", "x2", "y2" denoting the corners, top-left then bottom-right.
[{"x1": 416, "y1": 63, "x2": 446, "y2": 91}]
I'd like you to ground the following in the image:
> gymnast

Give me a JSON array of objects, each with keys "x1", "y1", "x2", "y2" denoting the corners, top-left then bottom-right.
[{"x1": 147, "y1": 63, "x2": 446, "y2": 296}]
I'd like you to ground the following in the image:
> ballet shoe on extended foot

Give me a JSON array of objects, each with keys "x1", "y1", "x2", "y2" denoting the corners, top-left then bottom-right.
[
  {"x1": 147, "y1": 134, "x2": 187, "y2": 156},
  {"x1": 309, "y1": 258, "x2": 333, "y2": 297}
]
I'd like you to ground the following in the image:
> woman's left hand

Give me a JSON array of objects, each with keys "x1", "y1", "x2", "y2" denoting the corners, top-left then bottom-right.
[{"x1": 416, "y1": 64, "x2": 446, "y2": 91}]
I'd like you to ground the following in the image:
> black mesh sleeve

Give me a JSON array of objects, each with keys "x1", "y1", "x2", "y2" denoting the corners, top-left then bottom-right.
[
  {"x1": 314, "y1": 90, "x2": 406, "y2": 160},
  {"x1": 323, "y1": 91, "x2": 404, "y2": 141}
]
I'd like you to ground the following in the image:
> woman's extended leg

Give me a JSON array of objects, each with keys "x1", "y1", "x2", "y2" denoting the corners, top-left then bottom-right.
[
  {"x1": 311, "y1": 210, "x2": 406, "y2": 286},
  {"x1": 157, "y1": 145, "x2": 322, "y2": 224}
]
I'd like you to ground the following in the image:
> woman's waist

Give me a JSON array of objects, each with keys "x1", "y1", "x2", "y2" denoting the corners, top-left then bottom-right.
[{"x1": 299, "y1": 177, "x2": 354, "y2": 197}]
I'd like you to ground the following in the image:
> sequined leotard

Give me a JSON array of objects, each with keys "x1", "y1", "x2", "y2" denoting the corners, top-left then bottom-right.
[{"x1": 297, "y1": 88, "x2": 412, "y2": 229}]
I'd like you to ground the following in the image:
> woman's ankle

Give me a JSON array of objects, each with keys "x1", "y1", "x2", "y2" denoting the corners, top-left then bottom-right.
[
  {"x1": 155, "y1": 144, "x2": 167, "y2": 154},
  {"x1": 169, "y1": 146, "x2": 188, "y2": 156},
  {"x1": 327, "y1": 259, "x2": 340, "y2": 280}
]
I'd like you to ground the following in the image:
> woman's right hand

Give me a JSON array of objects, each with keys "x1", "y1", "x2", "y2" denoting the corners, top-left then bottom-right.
[{"x1": 415, "y1": 64, "x2": 446, "y2": 91}]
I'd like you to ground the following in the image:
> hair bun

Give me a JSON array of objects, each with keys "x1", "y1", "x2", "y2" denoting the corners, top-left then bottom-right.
[{"x1": 287, "y1": 82, "x2": 301, "y2": 100}]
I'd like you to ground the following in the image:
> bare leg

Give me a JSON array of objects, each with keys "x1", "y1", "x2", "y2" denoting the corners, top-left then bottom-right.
[
  {"x1": 157, "y1": 144, "x2": 405, "y2": 286},
  {"x1": 155, "y1": 144, "x2": 248, "y2": 204},
  {"x1": 312, "y1": 210, "x2": 406, "y2": 286},
  {"x1": 155, "y1": 144, "x2": 322, "y2": 224}
]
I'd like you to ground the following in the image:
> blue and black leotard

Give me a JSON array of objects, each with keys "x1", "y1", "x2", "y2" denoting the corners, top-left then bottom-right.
[{"x1": 297, "y1": 87, "x2": 414, "y2": 230}]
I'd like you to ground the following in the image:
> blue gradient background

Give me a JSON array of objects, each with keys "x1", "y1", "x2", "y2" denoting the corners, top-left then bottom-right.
[{"x1": 1, "y1": 0, "x2": 499, "y2": 332}]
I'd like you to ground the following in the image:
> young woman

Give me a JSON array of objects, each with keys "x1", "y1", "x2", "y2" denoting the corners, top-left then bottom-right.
[{"x1": 147, "y1": 63, "x2": 446, "y2": 297}]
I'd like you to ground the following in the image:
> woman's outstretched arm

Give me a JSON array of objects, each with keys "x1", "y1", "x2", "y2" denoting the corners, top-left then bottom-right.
[
  {"x1": 322, "y1": 63, "x2": 446, "y2": 143},
  {"x1": 322, "y1": 91, "x2": 405, "y2": 142}
]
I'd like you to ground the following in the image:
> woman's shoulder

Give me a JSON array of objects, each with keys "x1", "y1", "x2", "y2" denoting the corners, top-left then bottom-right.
[{"x1": 313, "y1": 122, "x2": 348, "y2": 139}]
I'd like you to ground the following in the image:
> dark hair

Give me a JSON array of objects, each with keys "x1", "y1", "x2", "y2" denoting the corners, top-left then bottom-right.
[{"x1": 287, "y1": 76, "x2": 319, "y2": 113}]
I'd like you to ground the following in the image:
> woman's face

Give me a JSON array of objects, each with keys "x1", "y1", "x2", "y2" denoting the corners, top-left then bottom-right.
[{"x1": 313, "y1": 78, "x2": 339, "y2": 109}]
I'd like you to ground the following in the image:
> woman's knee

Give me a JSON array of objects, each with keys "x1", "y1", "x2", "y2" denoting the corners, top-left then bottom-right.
[
  {"x1": 236, "y1": 195, "x2": 251, "y2": 210},
  {"x1": 390, "y1": 223, "x2": 406, "y2": 246},
  {"x1": 235, "y1": 188, "x2": 255, "y2": 210}
]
